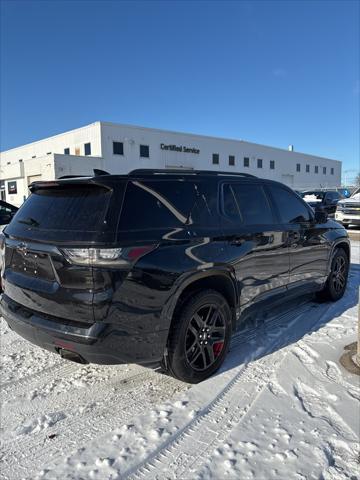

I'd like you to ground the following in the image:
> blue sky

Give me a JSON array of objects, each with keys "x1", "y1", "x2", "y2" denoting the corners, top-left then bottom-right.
[{"x1": 1, "y1": 0, "x2": 359, "y2": 177}]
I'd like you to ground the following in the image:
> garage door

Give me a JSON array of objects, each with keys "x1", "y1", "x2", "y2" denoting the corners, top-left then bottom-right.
[{"x1": 27, "y1": 175, "x2": 42, "y2": 186}]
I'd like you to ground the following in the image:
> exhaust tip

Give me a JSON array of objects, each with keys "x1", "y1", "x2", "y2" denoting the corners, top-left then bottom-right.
[{"x1": 57, "y1": 348, "x2": 88, "y2": 364}]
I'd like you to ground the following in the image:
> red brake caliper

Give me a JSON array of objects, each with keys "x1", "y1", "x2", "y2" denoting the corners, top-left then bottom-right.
[{"x1": 213, "y1": 342, "x2": 224, "y2": 357}]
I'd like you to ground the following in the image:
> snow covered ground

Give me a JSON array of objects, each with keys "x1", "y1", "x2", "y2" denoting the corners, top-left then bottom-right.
[{"x1": 1, "y1": 240, "x2": 359, "y2": 480}]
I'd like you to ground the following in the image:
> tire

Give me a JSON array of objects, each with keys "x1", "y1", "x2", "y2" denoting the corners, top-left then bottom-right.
[
  {"x1": 166, "y1": 290, "x2": 232, "y2": 383},
  {"x1": 317, "y1": 248, "x2": 349, "y2": 301},
  {"x1": 343, "y1": 223, "x2": 349, "y2": 229}
]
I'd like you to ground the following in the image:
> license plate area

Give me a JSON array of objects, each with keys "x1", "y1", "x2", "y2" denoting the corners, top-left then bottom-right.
[{"x1": 10, "y1": 248, "x2": 55, "y2": 281}]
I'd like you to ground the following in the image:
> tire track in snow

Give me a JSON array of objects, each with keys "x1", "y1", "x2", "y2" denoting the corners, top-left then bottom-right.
[
  {"x1": 0, "y1": 369, "x2": 185, "y2": 480},
  {"x1": 127, "y1": 354, "x2": 288, "y2": 480},
  {"x1": 1, "y1": 360, "x2": 75, "y2": 395},
  {"x1": 1, "y1": 364, "x2": 149, "y2": 433},
  {"x1": 123, "y1": 303, "x2": 325, "y2": 480}
]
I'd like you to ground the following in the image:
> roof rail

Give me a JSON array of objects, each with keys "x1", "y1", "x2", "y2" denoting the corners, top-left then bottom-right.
[{"x1": 128, "y1": 168, "x2": 256, "y2": 178}]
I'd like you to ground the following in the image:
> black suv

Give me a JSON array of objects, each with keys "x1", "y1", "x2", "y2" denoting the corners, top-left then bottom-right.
[
  {"x1": 0, "y1": 200, "x2": 18, "y2": 230},
  {"x1": 300, "y1": 190, "x2": 344, "y2": 216},
  {"x1": 0, "y1": 170, "x2": 350, "y2": 383}
]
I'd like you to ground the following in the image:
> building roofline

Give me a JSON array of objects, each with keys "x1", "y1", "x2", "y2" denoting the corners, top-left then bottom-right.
[
  {"x1": 1, "y1": 119, "x2": 341, "y2": 164},
  {"x1": 0, "y1": 121, "x2": 101, "y2": 154},
  {"x1": 99, "y1": 121, "x2": 341, "y2": 164}
]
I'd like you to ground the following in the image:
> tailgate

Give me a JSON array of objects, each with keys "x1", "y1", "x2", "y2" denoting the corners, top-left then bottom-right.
[{"x1": 2, "y1": 179, "x2": 126, "y2": 324}]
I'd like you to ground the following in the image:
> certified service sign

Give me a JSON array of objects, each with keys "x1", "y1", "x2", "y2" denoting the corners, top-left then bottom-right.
[{"x1": 160, "y1": 143, "x2": 200, "y2": 154}]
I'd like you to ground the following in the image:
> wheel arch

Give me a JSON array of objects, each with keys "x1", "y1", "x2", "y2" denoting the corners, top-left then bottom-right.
[
  {"x1": 163, "y1": 270, "x2": 238, "y2": 338},
  {"x1": 332, "y1": 239, "x2": 350, "y2": 262},
  {"x1": 327, "y1": 238, "x2": 351, "y2": 274}
]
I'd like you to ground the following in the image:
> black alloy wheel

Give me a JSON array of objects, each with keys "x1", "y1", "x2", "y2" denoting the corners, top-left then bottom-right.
[
  {"x1": 331, "y1": 255, "x2": 347, "y2": 294},
  {"x1": 317, "y1": 248, "x2": 349, "y2": 301},
  {"x1": 166, "y1": 290, "x2": 232, "y2": 383},
  {"x1": 185, "y1": 304, "x2": 226, "y2": 371}
]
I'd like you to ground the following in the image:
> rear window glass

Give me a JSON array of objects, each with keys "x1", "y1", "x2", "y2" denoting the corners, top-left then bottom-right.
[
  {"x1": 5, "y1": 184, "x2": 121, "y2": 243},
  {"x1": 119, "y1": 180, "x2": 214, "y2": 231}
]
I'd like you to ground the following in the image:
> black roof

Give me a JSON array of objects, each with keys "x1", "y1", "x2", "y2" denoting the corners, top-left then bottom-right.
[{"x1": 33, "y1": 169, "x2": 300, "y2": 192}]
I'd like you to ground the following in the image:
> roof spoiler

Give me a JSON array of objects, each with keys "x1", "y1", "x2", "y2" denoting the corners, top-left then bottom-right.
[
  {"x1": 29, "y1": 169, "x2": 113, "y2": 191},
  {"x1": 58, "y1": 169, "x2": 110, "y2": 180}
]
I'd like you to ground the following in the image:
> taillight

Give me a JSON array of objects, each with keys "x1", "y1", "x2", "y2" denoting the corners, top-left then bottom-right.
[
  {"x1": 0, "y1": 231, "x2": 5, "y2": 252},
  {"x1": 0, "y1": 232, "x2": 5, "y2": 291},
  {"x1": 61, "y1": 245, "x2": 156, "y2": 267}
]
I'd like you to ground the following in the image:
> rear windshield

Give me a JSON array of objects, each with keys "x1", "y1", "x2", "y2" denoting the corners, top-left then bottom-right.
[{"x1": 5, "y1": 184, "x2": 123, "y2": 243}]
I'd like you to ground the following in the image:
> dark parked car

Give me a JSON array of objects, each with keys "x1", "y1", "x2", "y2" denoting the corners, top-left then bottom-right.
[
  {"x1": 301, "y1": 190, "x2": 344, "y2": 216},
  {"x1": 0, "y1": 200, "x2": 18, "y2": 231},
  {"x1": 0, "y1": 170, "x2": 350, "y2": 383}
]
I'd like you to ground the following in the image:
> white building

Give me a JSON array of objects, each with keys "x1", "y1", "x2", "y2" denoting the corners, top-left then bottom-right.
[{"x1": 0, "y1": 121, "x2": 342, "y2": 207}]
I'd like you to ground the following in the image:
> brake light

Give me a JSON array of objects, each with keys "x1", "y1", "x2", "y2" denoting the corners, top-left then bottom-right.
[
  {"x1": 0, "y1": 232, "x2": 5, "y2": 291},
  {"x1": 61, "y1": 245, "x2": 156, "y2": 267}
]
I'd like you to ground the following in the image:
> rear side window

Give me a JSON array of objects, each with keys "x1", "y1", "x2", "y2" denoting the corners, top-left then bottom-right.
[
  {"x1": 268, "y1": 185, "x2": 312, "y2": 223},
  {"x1": 223, "y1": 183, "x2": 275, "y2": 225},
  {"x1": 119, "y1": 180, "x2": 214, "y2": 231}
]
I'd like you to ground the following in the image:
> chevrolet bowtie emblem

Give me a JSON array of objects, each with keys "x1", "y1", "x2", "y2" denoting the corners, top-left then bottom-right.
[{"x1": 17, "y1": 242, "x2": 28, "y2": 254}]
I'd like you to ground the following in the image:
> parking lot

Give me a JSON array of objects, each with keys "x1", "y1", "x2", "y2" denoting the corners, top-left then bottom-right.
[{"x1": 0, "y1": 237, "x2": 358, "y2": 480}]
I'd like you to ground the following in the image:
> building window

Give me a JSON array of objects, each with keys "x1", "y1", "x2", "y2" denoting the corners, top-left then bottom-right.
[
  {"x1": 257, "y1": 158, "x2": 263, "y2": 168},
  {"x1": 140, "y1": 145, "x2": 149, "y2": 158},
  {"x1": 331, "y1": 167, "x2": 334, "y2": 175},
  {"x1": 113, "y1": 141, "x2": 124, "y2": 155},
  {"x1": 64, "y1": 148, "x2": 70, "y2": 155},
  {"x1": 8, "y1": 181, "x2": 17, "y2": 194},
  {"x1": 323, "y1": 167, "x2": 327, "y2": 174},
  {"x1": 212, "y1": 153, "x2": 219, "y2": 165},
  {"x1": 229, "y1": 155, "x2": 235, "y2": 166},
  {"x1": 84, "y1": 143, "x2": 91, "y2": 156},
  {"x1": 306, "y1": 164, "x2": 310, "y2": 173},
  {"x1": 296, "y1": 163, "x2": 301, "y2": 172},
  {"x1": 315, "y1": 166, "x2": 318, "y2": 173},
  {"x1": 270, "y1": 160, "x2": 275, "y2": 170},
  {"x1": 243, "y1": 157, "x2": 250, "y2": 167}
]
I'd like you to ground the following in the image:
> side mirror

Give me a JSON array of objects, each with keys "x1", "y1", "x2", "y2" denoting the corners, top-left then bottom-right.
[{"x1": 314, "y1": 208, "x2": 328, "y2": 224}]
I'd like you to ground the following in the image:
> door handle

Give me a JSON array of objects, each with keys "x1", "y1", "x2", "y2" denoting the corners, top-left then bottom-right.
[{"x1": 231, "y1": 238, "x2": 244, "y2": 246}]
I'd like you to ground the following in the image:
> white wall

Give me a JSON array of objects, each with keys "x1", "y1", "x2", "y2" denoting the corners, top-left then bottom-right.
[
  {"x1": 1, "y1": 156, "x2": 55, "y2": 206},
  {"x1": 0, "y1": 121, "x2": 342, "y2": 206},
  {"x1": 0, "y1": 122, "x2": 103, "y2": 206},
  {"x1": 100, "y1": 122, "x2": 342, "y2": 189},
  {"x1": 1, "y1": 122, "x2": 102, "y2": 164},
  {"x1": 54, "y1": 154, "x2": 105, "y2": 178},
  {"x1": 1, "y1": 154, "x2": 106, "y2": 207}
]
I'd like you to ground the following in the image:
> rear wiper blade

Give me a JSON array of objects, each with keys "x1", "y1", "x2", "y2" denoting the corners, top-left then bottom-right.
[{"x1": 18, "y1": 217, "x2": 40, "y2": 227}]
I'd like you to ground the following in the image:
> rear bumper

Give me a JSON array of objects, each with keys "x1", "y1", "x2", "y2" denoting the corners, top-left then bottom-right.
[{"x1": 0, "y1": 294, "x2": 167, "y2": 366}]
